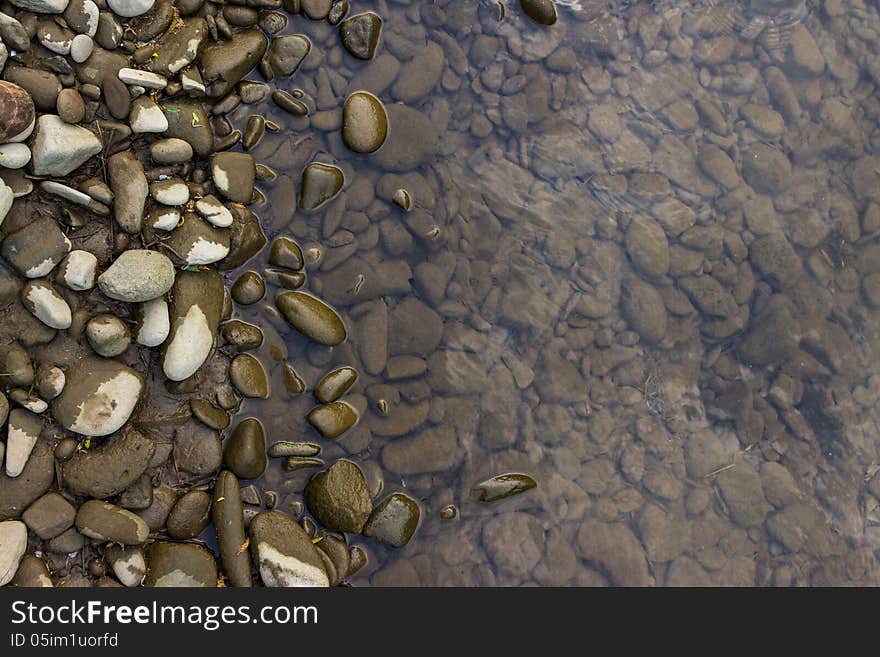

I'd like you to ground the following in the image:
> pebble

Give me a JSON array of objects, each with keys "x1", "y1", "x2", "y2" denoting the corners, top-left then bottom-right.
[
  {"x1": 315, "y1": 366, "x2": 358, "y2": 403},
  {"x1": 211, "y1": 151, "x2": 255, "y2": 204},
  {"x1": 118, "y1": 67, "x2": 167, "y2": 89},
  {"x1": 144, "y1": 542, "x2": 217, "y2": 587},
  {"x1": 51, "y1": 358, "x2": 143, "y2": 436},
  {"x1": 135, "y1": 297, "x2": 170, "y2": 347},
  {"x1": 166, "y1": 490, "x2": 212, "y2": 540},
  {"x1": 98, "y1": 250, "x2": 175, "y2": 302},
  {"x1": 69, "y1": 33, "x2": 93, "y2": 62},
  {"x1": 105, "y1": 545, "x2": 146, "y2": 587},
  {"x1": 162, "y1": 270, "x2": 224, "y2": 381},
  {"x1": 299, "y1": 162, "x2": 344, "y2": 211},
  {"x1": 267, "y1": 34, "x2": 311, "y2": 77},
  {"x1": 195, "y1": 195, "x2": 234, "y2": 228},
  {"x1": 0, "y1": 521, "x2": 27, "y2": 587},
  {"x1": 63, "y1": 427, "x2": 154, "y2": 498},
  {"x1": 306, "y1": 401, "x2": 359, "y2": 438},
  {"x1": 342, "y1": 91, "x2": 388, "y2": 154},
  {"x1": 277, "y1": 291, "x2": 347, "y2": 346},
  {"x1": 0, "y1": 143, "x2": 31, "y2": 169},
  {"x1": 231, "y1": 271, "x2": 265, "y2": 305},
  {"x1": 305, "y1": 459, "x2": 372, "y2": 533},
  {"x1": 21, "y1": 280, "x2": 71, "y2": 329},
  {"x1": 108, "y1": 151, "x2": 148, "y2": 234},
  {"x1": 129, "y1": 96, "x2": 168, "y2": 133},
  {"x1": 150, "y1": 178, "x2": 190, "y2": 205},
  {"x1": 6, "y1": 409, "x2": 42, "y2": 478},
  {"x1": 268, "y1": 441, "x2": 320, "y2": 458},
  {"x1": 57, "y1": 250, "x2": 97, "y2": 291},
  {"x1": 150, "y1": 138, "x2": 193, "y2": 164},
  {"x1": 520, "y1": 0, "x2": 557, "y2": 25},
  {"x1": 75, "y1": 501, "x2": 149, "y2": 545},
  {"x1": 229, "y1": 354, "x2": 269, "y2": 398},
  {"x1": 474, "y1": 473, "x2": 538, "y2": 502},
  {"x1": 362, "y1": 493, "x2": 420, "y2": 548},
  {"x1": 249, "y1": 511, "x2": 329, "y2": 587},
  {"x1": 86, "y1": 314, "x2": 131, "y2": 357},
  {"x1": 212, "y1": 470, "x2": 252, "y2": 587},
  {"x1": 30, "y1": 115, "x2": 101, "y2": 176},
  {"x1": 339, "y1": 11, "x2": 382, "y2": 60}
]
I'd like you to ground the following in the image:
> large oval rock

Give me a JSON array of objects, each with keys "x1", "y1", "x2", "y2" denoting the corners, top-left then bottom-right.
[
  {"x1": 75, "y1": 500, "x2": 149, "y2": 544},
  {"x1": 249, "y1": 511, "x2": 329, "y2": 587},
  {"x1": 299, "y1": 162, "x2": 344, "y2": 211},
  {"x1": 162, "y1": 270, "x2": 224, "y2": 381},
  {"x1": 62, "y1": 426, "x2": 155, "y2": 498},
  {"x1": 342, "y1": 91, "x2": 387, "y2": 154},
  {"x1": 277, "y1": 291, "x2": 346, "y2": 346},
  {"x1": 304, "y1": 459, "x2": 372, "y2": 534},
  {"x1": 223, "y1": 418, "x2": 267, "y2": 480},
  {"x1": 626, "y1": 215, "x2": 669, "y2": 277},
  {"x1": 98, "y1": 250, "x2": 175, "y2": 302},
  {"x1": 6, "y1": 409, "x2": 42, "y2": 478},
  {"x1": 51, "y1": 358, "x2": 144, "y2": 436},
  {"x1": 108, "y1": 150, "x2": 148, "y2": 234},
  {"x1": 212, "y1": 470, "x2": 252, "y2": 587},
  {"x1": 620, "y1": 277, "x2": 667, "y2": 344},
  {"x1": 144, "y1": 542, "x2": 217, "y2": 587},
  {"x1": 166, "y1": 490, "x2": 211, "y2": 540}
]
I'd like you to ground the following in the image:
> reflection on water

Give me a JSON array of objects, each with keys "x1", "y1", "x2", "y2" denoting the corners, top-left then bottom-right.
[{"x1": 234, "y1": 0, "x2": 880, "y2": 585}]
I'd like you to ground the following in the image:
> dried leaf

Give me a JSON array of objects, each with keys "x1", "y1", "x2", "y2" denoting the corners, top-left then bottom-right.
[{"x1": 235, "y1": 538, "x2": 250, "y2": 555}]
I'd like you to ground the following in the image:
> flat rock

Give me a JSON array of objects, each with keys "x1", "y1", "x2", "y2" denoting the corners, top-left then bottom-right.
[{"x1": 63, "y1": 427, "x2": 155, "y2": 498}]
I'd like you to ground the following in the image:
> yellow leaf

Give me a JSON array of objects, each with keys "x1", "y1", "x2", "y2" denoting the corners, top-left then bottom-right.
[{"x1": 235, "y1": 538, "x2": 250, "y2": 555}]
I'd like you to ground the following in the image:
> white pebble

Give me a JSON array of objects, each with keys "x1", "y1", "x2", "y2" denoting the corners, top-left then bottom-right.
[
  {"x1": 60, "y1": 250, "x2": 98, "y2": 291},
  {"x1": 0, "y1": 143, "x2": 29, "y2": 169},
  {"x1": 118, "y1": 67, "x2": 167, "y2": 90},
  {"x1": 70, "y1": 34, "x2": 94, "y2": 63},
  {"x1": 195, "y1": 194, "x2": 233, "y2": 227},
  {"x1": 137, "y1": 297, "x2": 170, "y2": 347}
]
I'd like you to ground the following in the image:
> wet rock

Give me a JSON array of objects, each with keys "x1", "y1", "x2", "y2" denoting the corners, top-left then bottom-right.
[
  {"x1": 2, "y1": 216, "x2": 71, "y2": 278},
  {"x1": 373, "y1": 104, "x2": 437, "y2": 172},
  {"x1": 22, "y1": 492, "x2": 74, "y2": 539},
  {"x1": 626, "y1": 216, "x2": 669, "y2": 277},
  {"x1": 105, "y1": 545, "x2": 146, "y2": 587},
  {"x1": 229, "y1": 354, "x2": 268, "y2": 399},
  {"x1": 223, "y1": 418, "x2": 267, "y2": 479},
  {"x1": 0, "y1": 521, "x2": 27, "y2": 587},
  {"x1": 129, "y1": 96, "x2": 167, "y2": 133},
  {"x1": 147, "y1": 17, "x2": 206, "y2": 76},
  {"x1": 698, "y1": 144, "x2": 740, "y2": 190},
  {"x1": 620, "y1": 277, "x2": 668, "y2": 344},
  {"x1": 21, "y1": 280, "x2": 71, "y2": 329},
  {"x1": 220, "y1": 320, "x2": 263, "y2": 352},
  {"x1": 299, "y1": 162, "x2": 344, "y2": 211},
  {"x1": 342, "y1": 91, "x2": 387, "y2": 154},
  {"x1": 162, "y1": 99, "x2": 212, "y2": 157},
  {"x1": 57, "y1": 250, "x2": 97, "y2": 291},
  {"x1": 199, "y1": 28, "x2": 267, "y2": 98},
  {"x1": 150, "y1": 138, "x2": 193, "y2": 164},
  {"x1": 766, "y1": 502, "x2": 843, "y2": 558},
  {"x1": 339, "y1": 11, "x2": 381, "y2": 60},
  {"x1": 742, "y1": 144, "x2": 791, "y2": 195},
  {"x1": 0, "y1": 345, "x2": 33, "y2": 389},
  {"x1": 211, "y1": 152, "x2": 255, "y2": 204},
  {"x1": 306, "y1": 401, "x2": 358, "y2": 438},
  {"x1": 305, "y1": 459, "x2": 372, "y2": 533},
  {"x1": 163, "y1": 270, "x2": 224, "y2": 381},
  {"x1": 108, "y1": 151, "x2": 148, "y2": 234},
  {"x1": 520, "y1": 0, "x2": 557, "y2": 25},
  {"x1": 76, "y1": 500, "x2": 149, "y2": 545},
  {"x1": 12, "y1": 555, "x2": 53, "y2": 587},
  {"x1": 392, "y1": 40, "x2": 444, "y2": 104},
  {"x1": 212, "y1": 470, "x2": 252, "y2": 587},
  {"x1": 137, "y1": 485, "x2": 176, "y2": 532},
  {"x1": 576, "y1": 519, "x2": 652, "y2": 586},
  {"x1": 250, "y1": 511, "x2": 329, "y2": 587},
  {"x1": 363, "y1": 493, "x2": 420, "y2": 548},
  {"x1": 195, "y1": 195, "x2": 233, "y2": 228},
  {"x1": 315, "y1": 367, "x2": 358, "y2": 404},
  {"x1": 231, "y1": 271, "x2": 264, "y2": 305},
  {"x1": 382, "y1": 423, "x2": 459, "y2": 475},
  {"x1": 685, "y1": 430, "x2": 728, "y2": 479},
  {"x1": 173, "y1": 422, "x2": 222, "y2": 476},
  {"x1": 63, "y1": 427, "x2": 154, "y2": 498},
  {"x1": 737, "y1": 299, "x2": 798, "y2": 366},
  {"x1": 388, "y1": 297, "x2": 442, "y2": 357},
  {"x1": 5, "y1": 408, "x2": 41, "y2": 477},
  {"x1": 190, "y1": 398, "x2": 229, "y2": 430},
  {"x1": 144, "y1": 542, "x2": 217, "y2": 587},
  {"x1": 164, "y1": 213, "x2": 230, "y2": 266},
  {"x1": 267, "y1": 34, "x2": 310, "y2": 76},
  {"x1": 785, "y1": 23, "x2": 824, "y2": 78},
  {"x1": 716, "y1": 461, "x2": 771, "y2": 528},
  {"x1": 166, "y1": 490, "x2": 211, "y2": 540},
  {"x1": 0, "y1": 442, "x2": 54, "y2": 521},
  {"x1": 52, "y1": 358, "x2": 143, "y2": 436},
  {"x1": 474, "y1": 473, "x2": 537, "y2": 502},
  {"x1": 277, "y1": 291, "x2": 346, "y2": 346},
  {"x1": 30, "y1": 115, "x2": 101, "y2": 176}
]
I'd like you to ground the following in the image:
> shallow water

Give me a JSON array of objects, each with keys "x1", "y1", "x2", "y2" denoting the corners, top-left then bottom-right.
[{"x1": 219, "y1": 0, "x2": 880, "y2": 585}]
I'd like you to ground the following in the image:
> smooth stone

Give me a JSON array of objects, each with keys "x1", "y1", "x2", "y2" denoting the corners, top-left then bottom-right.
[
  {"x1": 51, "y1": 357, "x2": 143, "y2": 436},
  {"x1": 626, "y1": 215, "x2": 669, "y2": 277},
  {"x1": 12, "y1": 555, "x2": 53, "y2": 587},
  {"x1": 199, "y1": 28, "x2": 267, "y2": 98},
  {"x1": 136, "y1": 297, "x2": 170, "y2": 347},
  {"x1": 742, "y1": 144, "x2": 792, "y2": 194},
  {"x1": 0, "y1": 442, "x2": 54, "y2": 521},
  {"x1": 146, "y1": 17, "x2": 206, "y2": 75},
  {"x1": 76, "y1": 500, "x2": 149, "y2": 544},
  {"x1": 267, "y1": 441, "x2": 320, "y2": 458},
  {"x1": 212, "y1": 470, "x2": 252, "y2": 587},
  {"x1": 1, "y1": 216, "x2": 70, "y2": 278},
  {"x1": 118, "y1": 67, "x2": 166, "y2": 89},
  {"x1": 6, "y1": 409, "x2": 42, "y2": 478},
  {"x1": 150, "y1": 138, "x2": 193, "y2": 164},
  {"x1": 164, "y1": 213, "x2": 230, "y2": 266},
  {"x1": 21, "y1": 280, "x2": 72, "y2": 329},
  {"x1": 150, "y1": 178, "x2": 189, "y2": 205},
  {"x1": 161, "y1": 99, "x2": 212, "y2": 157},
  {"x1": 148, "y1": 208, "x2": 180, "y2": 231},
  {"x1": 30, "y1": 115, "x2": 101, "y2": 176},
  {"x1": 98, "y1": 249, "x2": 175, "y2": 302},
  {"x1": 70, "y1": 34, "x2": 93, "y2": 62},
  {"x1": 129, "y1": 96, "x2": 168, "y2": 133},
  {"x1": 229, "y1": 354, "x2": 269, "y2": 398},
  {"x1": 56, "y1": 88, "x2": 85, "y2": 123},
  {"x1": 35, "y1": 365, "x2": 64, "y2": 400},
  {"x1": 0, "y1": 143, "x2": 31, "y2": 169},
  {"x1": 220, "y1": 320, "x2": 263, "y2": 352},
  {"x1": 306, "y1": 401, "x2": 359, "y2": 438},
  {"x1": 162, "y1": 270, "x2": 224, "y2": 381},
  {"x1": 269, "y1": 237, "x2": 304, "y2": 270},
  {"x1": 0, "y1": 521, "x2": 27, "y2": 587},
  {"x1": 63, "y1": 426, "x2": 154, "y2": 498},
  {"x1": 315, "y1": 367, "x2": 358, "y2": 404},
  {"x1": 342, "y1": 91, "x2": 387, "y2": 154},
  {"x1": 474, "y1": 473, "x2": 538, "y2": 502},
  {"x1": 620, "y1": 277, "x2": 667, "y2": 344},
  {"x1": 267, "y1": 34, "x2": 310, "y2": 76},
  {"x1": 0, "y1": 344, "x2": 34, "y2": 388},
  {"x1": 166, "y1": 490, "x2": 211, "y2": 540},
  {"x1": 22, "y1": 492, "x2": 75, "y2": 539},
  {"x1": 190, "y1": 398, "x2": 229, "y2": 430},
  {"x1": 57, "y1": 250, "x2": 97, "y2": 291},
  {"x1": 105, "y1": 545, "x2": 146, "y2": 587},
  {"x1": 173, "y1": 422, "x2": 222, "y2": 476},
  {"x1": 195, "y1": 195, "x2": 233, "y2": 228},
  {"x1": 211, "y1": 152, "x2": 255, "y2": 204},
  {"x1": 339, "y1": 11, "x2": 382, "y2": 60},
  {"x1": 144, "y1": 542, "x2": 217, "y2": 587},
  {"x1": 391, "y1": 41, "x2": 444, "y2": 104},
  {"x1": 107, "y1": 0, "x2": 153, "y2": 17},
  {"x1": 231, "y1": 271, "x2": 265, "y2": 305},
  {"x1": 299, "y1": 162, "x2": 344, "y2": 211},
  {"x1": 520, "y1": 0, "x2": 557, "y2": 25},
  {"x1": 304, "y1": 459, "x2": 372, "y2": 533},
  {"x1": 276, "y1": 291, "x2": 347, "y2": 346},
  {"x1": 249, "y1": 511, "x2": 329, "y2": 587},
  {"x1": 86, "y1": 314, "x2": 131, "y2": 357},
  {"x1": 223, "y1": 418, "x2": 267, "y2": 479},
  {"x1": 362, "y1": 492, "x2": 420, "y2": 548},
  {"x1": 0, "y1": 179, "x2": 13, "y2": 226},
  {"x1": 9, "y1": 0, "x2": 69, "y2": 13},
  {"x1": 108, "y1": 150, "x2": 148, "y2": 233}
]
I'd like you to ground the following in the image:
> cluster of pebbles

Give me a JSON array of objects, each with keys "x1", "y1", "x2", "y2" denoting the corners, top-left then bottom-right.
[
  {"x1": 3, "y1": 0, "x2": 880, "y2": 589},
  {"x1": 0, "y1": 0, "x2": 521, "y2": 588}
]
